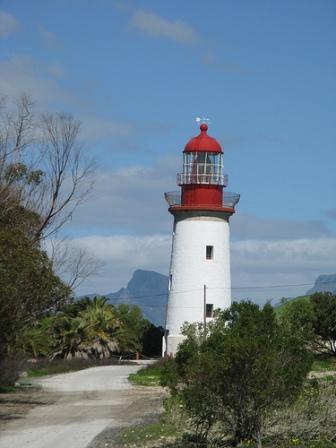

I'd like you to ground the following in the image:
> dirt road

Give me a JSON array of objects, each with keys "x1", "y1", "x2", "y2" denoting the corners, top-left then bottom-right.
[{"x1": 0, "y1": 363, "x2": 165, "y2": 448}]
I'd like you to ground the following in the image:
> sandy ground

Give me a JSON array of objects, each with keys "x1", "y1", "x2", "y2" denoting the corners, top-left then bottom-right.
[{"x1": 0, "y1": 363, "x2": 165, "y2": 448}]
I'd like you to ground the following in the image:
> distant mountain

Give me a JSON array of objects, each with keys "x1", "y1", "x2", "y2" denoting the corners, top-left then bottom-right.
[
  {"x1": 306, "y1": 274, "x2": 336, "y2": 295},
  {"x1": 274, "y1": 295, "x2": 310, "y2": 315},
  {"x1": 105, "y1": 269, "x2": 168, "y2": 327}
]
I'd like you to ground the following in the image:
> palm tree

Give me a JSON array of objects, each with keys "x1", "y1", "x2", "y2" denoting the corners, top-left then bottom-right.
[
  {"x1": 19, "y1": 297, "x2": 149, "y2": 360},
  {"x1": 78, "y1": 297, "x2": 120, "y2": 359}
]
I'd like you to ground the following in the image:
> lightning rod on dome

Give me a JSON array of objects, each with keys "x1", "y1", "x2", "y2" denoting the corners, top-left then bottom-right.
[{"x1": 195, "y1": 116, "x2": 211, "y2": 125}]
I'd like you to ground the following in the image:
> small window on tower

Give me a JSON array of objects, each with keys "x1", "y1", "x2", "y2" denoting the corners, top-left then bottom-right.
[
  {"x1": 169, "y1": 274, "x2": 173, "y2": 290},
  {"x1": 206, "y1": 245, "x2": 214, "y2": 260},
  {"x1": 206, "y1": 304, "x2": 214, "y2": 318}
]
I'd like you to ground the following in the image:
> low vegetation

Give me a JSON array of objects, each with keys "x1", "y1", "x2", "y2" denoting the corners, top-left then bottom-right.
[
  {"x1": 118, "y1": 420, "x2": 177, "y2": 446},
  {"x1": 129, "y1": 360, "x2": 166, "y2": 386},
  {"x1": 123, "y1": 296, "x2": 336, "y2": 448},
  {"x1": 26, "y1": 357, "x2": 132, "y2": 378},
  {"x1": 0, "y1": 300, "x2": 163, "y2": 388},
  {"x1": 120, "y1": 373, "x2": 336, "y2": 448},
  {"x1": 312, "y1": 354, "x2": 336, "y2": 372},
  {"x1": 20, "y1": 298, "x2": 151, "y2": 360}
]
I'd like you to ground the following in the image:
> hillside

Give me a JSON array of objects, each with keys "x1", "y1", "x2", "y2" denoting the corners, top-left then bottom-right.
[
  {"x1": 274, "y1": 273, "x2": 336, "y2": 314},
  {"x1": 306, "y1": 274, "x2": 336, "y2": 294},
  {"x1": 274, "y1": 295, "x2": 310, "y2": 316},
  {"x1": 106, "y1": 269, "x2": 168, "y2": 327}
]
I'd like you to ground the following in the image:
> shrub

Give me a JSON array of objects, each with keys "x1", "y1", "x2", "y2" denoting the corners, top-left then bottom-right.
[
  {"x1": 163, "y1": 301, "x2": 313, "y2": 448},
  {"x1": 0, "y1": 355, "x2": 26, "y2": 387}
]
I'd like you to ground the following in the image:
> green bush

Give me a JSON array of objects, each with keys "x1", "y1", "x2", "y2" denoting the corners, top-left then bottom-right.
[
  {"x1": 162, "y1": 301, "x2": 313, "y2": 447},
  {"x1": 0, "y1": 355, "x2": 26, "y2": 387}
]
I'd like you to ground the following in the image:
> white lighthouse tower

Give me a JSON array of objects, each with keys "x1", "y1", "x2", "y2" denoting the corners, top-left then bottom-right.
[{"x1": 163, "y1": 122, "x2": 240, "y2": 355}]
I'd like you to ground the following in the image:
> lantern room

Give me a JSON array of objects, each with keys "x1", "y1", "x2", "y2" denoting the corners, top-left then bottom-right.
[
  {"x1": 164, "y1": 123, "x2": 240, "y2": 213},
  {"x1": 178, "y1": 123, "x2": 228, "y2": 208}
]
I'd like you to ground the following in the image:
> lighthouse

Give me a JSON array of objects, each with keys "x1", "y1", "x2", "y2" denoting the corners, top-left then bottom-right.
[{"x1": 163, "y1": 122, "x2": 240, "y2": 356}]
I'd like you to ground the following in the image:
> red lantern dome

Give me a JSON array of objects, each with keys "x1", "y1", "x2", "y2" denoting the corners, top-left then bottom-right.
[
  {"x1": 184, "y1": 124, "x2": 223, "y2": 154},
  {"x1": 164, "y1": 122, "x2": 239, "y2": 214}
]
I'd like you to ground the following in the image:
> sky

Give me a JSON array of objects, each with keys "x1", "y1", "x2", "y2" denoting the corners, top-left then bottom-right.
[{"x1": 1, "y1": 0, "x2": 335, "y2": 303}]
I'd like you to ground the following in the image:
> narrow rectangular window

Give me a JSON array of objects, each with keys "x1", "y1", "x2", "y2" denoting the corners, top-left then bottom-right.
[
  {"x1": 206, "y1": 245, "x2": 214, "y2": 260},
  {"x1": 169, "y1": 274, "x2": 172, "y2": 291},
  {"x1": 206, "y1": 304, "x2": 214, "y2": 318}
]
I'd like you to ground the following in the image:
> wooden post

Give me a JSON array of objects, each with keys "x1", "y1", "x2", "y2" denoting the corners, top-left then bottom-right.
[{"x1": 203, "y1": 284, "x2": 207, "y2": 337}]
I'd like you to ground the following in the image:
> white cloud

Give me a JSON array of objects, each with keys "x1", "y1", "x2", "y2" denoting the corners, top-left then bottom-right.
[
  {"x1": 326, "y1": 209, "x2": 336, "y2": 221},
  {"x1": 231, "y1": 237, "x2": 336, "y2": 303},
  {"x1": 232, "y1": 238, "x2": 336, "y2": 273},
  {"x1": 131, "y1": 9, "x2": 198, "y2": 45},
  {"x1": 66, "y1": 234, "x2": 171, "y2": 295},
  {"x1": 37, "y1": 25, "x2": 62, "y2": 50},
  {"x1": 0, "y1": 55, "x2": 73, "y2": 107},
  {"x1": 68, "y1": 160, "x2": 334, "y2": 241},
  {"x1": 67, "y1": 230, "x2": 336, "y2": 305},
  {"x1": 58, "y1": 157, "x2": 336, "y2": 301},
  {"x1": 231, "y1": 213, "x2": 332, "y2": 240},
  {"x1": 79, "y1": 115, "x2": 134, "y2": 141},
  {"x1": 0, "y1": 55, "x2": 134, "y2": 142},
  {"x1": 48, "y1": 63, "x2": 66, "y2": 79},
  {"x1": 73, "y1": 234, "x2": 170, "y2": 266},
  {"x1": 202, "y1": 51, "x2": 246, "y2": 74},
  {"x1": 67, "y1": 158, "x2": 179, "y2": 235},
  {"x1": 0, "y1": 10, "x2": 20, "y2": 38}
]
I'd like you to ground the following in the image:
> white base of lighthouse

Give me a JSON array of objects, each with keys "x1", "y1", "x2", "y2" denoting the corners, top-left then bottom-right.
[{"x1": 164, "y1": 211, "x2": 232, "y2": 356}]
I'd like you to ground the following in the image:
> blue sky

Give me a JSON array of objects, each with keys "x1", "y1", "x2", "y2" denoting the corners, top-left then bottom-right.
[{"x1": 1, "y1": 0, "x2": 335, "y2": 302}]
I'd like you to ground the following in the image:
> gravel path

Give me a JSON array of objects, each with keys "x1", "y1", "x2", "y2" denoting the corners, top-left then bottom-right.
[{"x1": 0, "y1": 363, "x2": 164, "y2": 448}]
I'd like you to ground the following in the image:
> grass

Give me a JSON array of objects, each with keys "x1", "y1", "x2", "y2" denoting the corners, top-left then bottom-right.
[
  {"x1": 117, "y1": 420, "x2": 178, "y2": 446},
  {"x1": 117, "y1": 423, "x2": 336, "y2": 448},
  {"x1": 123, "y1": 365, "x2": 336, "y2": 448},
  {"x1": 27, "y1": 357, "x2": 131, "y2": 378},
  {"x1": 276, "y1": 442, "x2": 336, "y2": 448},
  {"x1": 27, "y1": 360, "x2": 85, "y2": 377},
  {"x1": 312, "y1": 354, "x2": 336, "y2": 372},
  {"x1": 0, "y1": 385, "x2": 17, "y2": 393},
  {"x1": 129, "y1": 361, "x2": 164, "y2": 386}
]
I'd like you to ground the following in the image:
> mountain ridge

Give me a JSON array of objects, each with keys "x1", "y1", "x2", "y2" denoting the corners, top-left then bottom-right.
[
  {"x1": 105, "y1": 269, "x2": 168, "y2": 327},
  {"x1": 82, "y1": 271, "x2": 336, "y2": 326},
  {"x1": 306, "y1": 274, "x2": 336, "y2": 295}
]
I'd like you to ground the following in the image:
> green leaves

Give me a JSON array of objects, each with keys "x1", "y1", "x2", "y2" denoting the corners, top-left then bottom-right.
[
  {"x1": 279, "y1": 293, "x2": 336, "y2": 356},
  {"x1": 18, "y1": 298, "x2": 153, "y2": 360},
  {"x1": 164, "y1": 301, "x2": 313, "y2": 446},
  {"x1": 0, "y1": 227, "x2": 70, "y2": 356},
  {"x1": 311, "y1": 292, "x2": 336, "y2": 354}
]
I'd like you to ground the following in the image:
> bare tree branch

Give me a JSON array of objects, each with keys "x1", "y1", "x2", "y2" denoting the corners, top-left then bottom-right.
[
  {"x1": 0, "y1": 94, "x2": 98, "y2": 292},
  {"x1": 49, "y1": 238, "x2": 103, "y2": 290},
  {"x1": 31, "y1": 113, "x2": 94, "y2": 242}
]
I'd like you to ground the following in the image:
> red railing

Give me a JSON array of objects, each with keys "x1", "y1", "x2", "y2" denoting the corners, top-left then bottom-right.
[{"x1": 164, "y1": 191, "x2": 240, "y2": 208}]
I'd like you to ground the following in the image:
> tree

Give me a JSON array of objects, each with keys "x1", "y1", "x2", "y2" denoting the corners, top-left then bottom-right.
[
  {"x1": 0, "y1": 94, "x2": 96, "y2": 358},
  {"x1": 20, "y1": 299, "x2": 153, "y2": 360},
  {"x1": 311, "y1": 292, "x2": 336, "y2": 355},
  {"x1": 22, "y1": 297, "x2": 120, "y2": 360},
  {"x1": 0, "y1": 227, "x2": 69, "y2": 357},
  {"x1": 114, "y1": 304, "x2": 150, "y2": 353},
  {"x1": 0, "y1": 95, "x2": 94, "y2": 243},
  {"x1": 163, "y1": 301, "x2": 313, "y2": 447},
  {"x1": 278, "y1": 297, "x2": 316, "y2": 344},
  {"x1": 50, "y1": 239, "x2": 102, "y2": 290}
]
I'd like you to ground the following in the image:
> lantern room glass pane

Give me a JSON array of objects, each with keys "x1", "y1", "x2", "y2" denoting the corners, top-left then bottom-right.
[{"x1": 183, "y1": 152, "x2": 223, "y2": 178}]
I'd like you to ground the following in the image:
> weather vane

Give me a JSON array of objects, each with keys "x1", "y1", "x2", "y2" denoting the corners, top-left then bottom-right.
[{"x1": 195, "y1": 116, "x2": 211, "y2": 126}]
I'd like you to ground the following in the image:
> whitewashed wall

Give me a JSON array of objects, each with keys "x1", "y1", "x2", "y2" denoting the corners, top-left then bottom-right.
[{"x1": 165, "y1": 213, "x2": 231, "y2": 355}]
